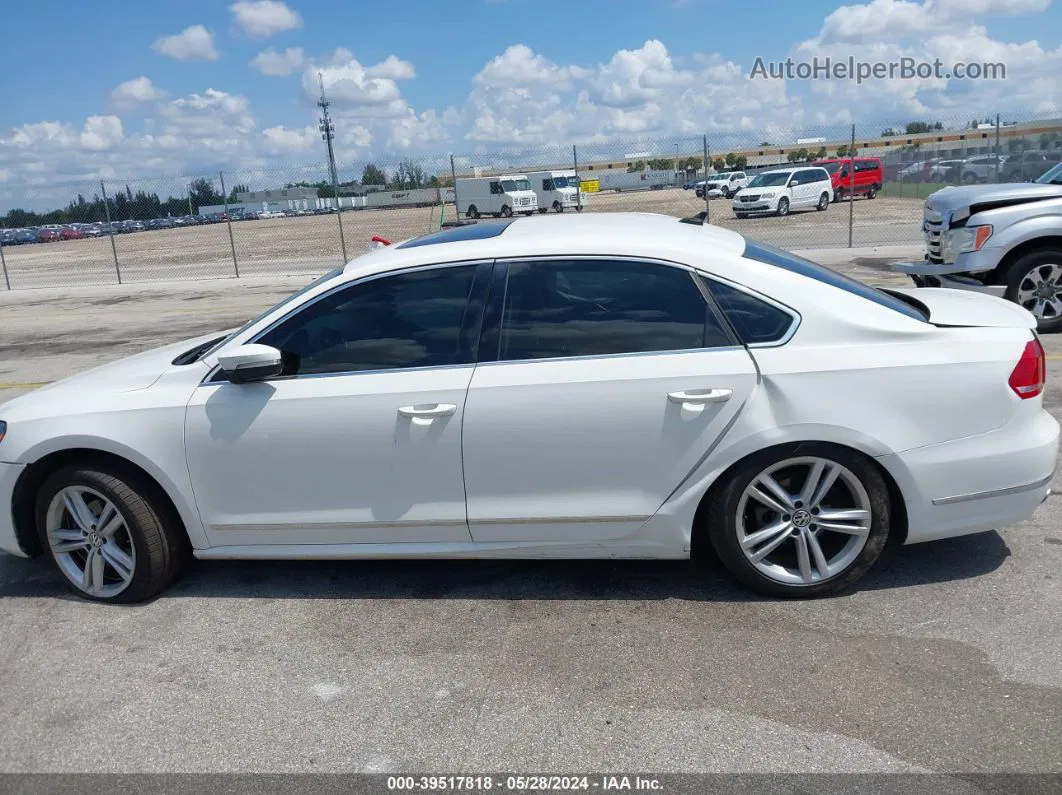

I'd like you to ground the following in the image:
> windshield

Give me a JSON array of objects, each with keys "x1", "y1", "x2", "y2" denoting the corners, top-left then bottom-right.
[
  {"x1": 552, "y1": 176, "x2": 576, "y2": 189},
  {"x1": 747, "y1": 172, "x2": 791, "y2": 188},
  {"x1": 501, "y1": 179, "x2": 531, "y2": 192},
  {"x1": 200, "y1": 267, "x2": 345, "y2": 360},
  {"x1": 1033, "y1": 161, "x2": 1062, "y2": 184}
]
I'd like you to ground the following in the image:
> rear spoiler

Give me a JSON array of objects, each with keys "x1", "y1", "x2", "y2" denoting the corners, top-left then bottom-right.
[{"x1": 679, "y1": 211, "x2": 708, "y2": 225}]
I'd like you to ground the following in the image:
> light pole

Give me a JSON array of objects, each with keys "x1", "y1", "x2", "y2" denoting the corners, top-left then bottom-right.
[{"x1": 318, "y1": 72, "x2": 347, "y2": 261}]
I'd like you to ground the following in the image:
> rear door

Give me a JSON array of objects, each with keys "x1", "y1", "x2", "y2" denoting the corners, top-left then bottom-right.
[{"x1": 461, "y1": 257, "x2": 759, "y2": 543}]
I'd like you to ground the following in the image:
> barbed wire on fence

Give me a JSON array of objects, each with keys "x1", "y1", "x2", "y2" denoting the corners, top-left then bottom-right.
[{"x1": 1, "y1": 109, "x2": 1061, "y2": 289}]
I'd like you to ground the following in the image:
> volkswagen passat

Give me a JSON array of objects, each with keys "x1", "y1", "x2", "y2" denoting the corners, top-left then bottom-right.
[{"x1": 0, "y1": 213, "x2": 1057, "y2": 602}]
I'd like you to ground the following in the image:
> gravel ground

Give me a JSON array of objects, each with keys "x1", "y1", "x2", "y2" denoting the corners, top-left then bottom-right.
[{"x1": 0, "y1": 244, "x2": 1059, "y2": 776}]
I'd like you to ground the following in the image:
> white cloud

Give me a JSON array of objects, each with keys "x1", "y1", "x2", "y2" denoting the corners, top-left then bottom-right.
[
  {"x1": 153, "y1": 25, "x2": 220, "y2": 62},
  {"x1": 80, "y1": 116, "x2": 125, "y2": 151},
  {"x1": 367, "y1": 55, "x2": 417, "y2": 81},
  {"x1": 251, "y1": 47, "x2": 306, "y2": 76},
  {"x1": 111, "y1": 77, "x2": 167, "y2": 110},
  {"x1": 230, "y1": 0, "x2": 303, "y2": 38},
  {"x1": 796, "y1": 0, "x2": 1062, "y2": 117},
  {"x1": 303, "y1": 49, "x2": 415, "y2": 116},
  {"x1": 262, "y1": 124, "x2": 317, "y2": 152},
  {"x1": 819, "y1": 0, "x2": 1050, "y2": 42}
]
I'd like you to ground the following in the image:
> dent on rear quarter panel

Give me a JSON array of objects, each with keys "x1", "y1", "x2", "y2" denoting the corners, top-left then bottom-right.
[{"x1": 745, "y1": 330, "x2": 1024, "y2": 453}]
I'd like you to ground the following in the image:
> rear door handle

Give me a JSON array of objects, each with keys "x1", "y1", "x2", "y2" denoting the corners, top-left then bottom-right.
[
  {"x1": 397, "y1": 403, "x2": 457, "y2": 418},
  {"x1": 667, "y1": 389, "x2": 733, "y2": 405}
]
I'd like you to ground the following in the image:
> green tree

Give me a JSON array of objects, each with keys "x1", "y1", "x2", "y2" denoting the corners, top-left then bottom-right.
[
  {"x1": 389, "y1": 158, "x2": 427, "y2": 189},
  {"x1": 712, "y1": 156, "x2": 725, "y2": 171},
  {"x1": 836, "y1": 144, "x2": 849, "y2": 157},
  {"x1": 787, "y1": 148, "x2": 809, "y2": 163},
  {"x1": 627, "y1": 160, "x2": 646, "y2": 173},
  {"x1": 361, "y1": 163, "x2": 387, "y2": 186},
  {"x1": 733, "y1": 154, "x2": 748, "y2": 169},
  {"x1": 646, "y1": 158, "x2": 674, "y2": 171},
  {"x1": 189, "y1": 178, "x2": 223, "y2": 208},
  {"x1": 227, "y1": 183, "x2": 249, "y2": 202}
]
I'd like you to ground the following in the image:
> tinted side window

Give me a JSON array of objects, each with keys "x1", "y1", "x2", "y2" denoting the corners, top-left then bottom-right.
[
  {"x1": 497, "y1": 260, "x2": 733, "y2": 361},
  {"x1": 258, "y1": 266, "x2": 479, "y2": 375},
  {"x1": 705, "y1": 278, "x2": 794, "y2": 345}
]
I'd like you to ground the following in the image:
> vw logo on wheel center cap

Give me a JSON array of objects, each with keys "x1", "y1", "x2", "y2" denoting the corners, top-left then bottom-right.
[{"x1": 792, "y1": 510, "x2": 812, "y2": 528}]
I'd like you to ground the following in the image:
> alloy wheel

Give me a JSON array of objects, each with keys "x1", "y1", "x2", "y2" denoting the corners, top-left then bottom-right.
[
  {"x1": 1016, "y1": 263, "x2": 1062, "y2": 320},
  {"x1": 45, "y1": 486, "x2": 137, "y2": 598},
  {"x1": 735, "y1": 456, "x2": 872, "y2": 586}
]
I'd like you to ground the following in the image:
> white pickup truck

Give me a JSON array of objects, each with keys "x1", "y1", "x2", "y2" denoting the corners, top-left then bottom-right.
[
  {"x1": 892, "y1": 161, "x2": 1062, "y2": 332},
  {"x1": 696, "y1": 171, "x2": 749, "y2": 199}
]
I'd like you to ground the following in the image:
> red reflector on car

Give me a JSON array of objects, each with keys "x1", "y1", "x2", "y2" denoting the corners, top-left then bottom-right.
[{"x1": 1009, "y1": 339, "x2": 1046, "y2": 399}]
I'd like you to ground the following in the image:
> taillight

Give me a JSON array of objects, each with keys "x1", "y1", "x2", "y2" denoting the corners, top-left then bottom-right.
[{"x1": 1009, "y1": 338, "x2": 1046, "y2": 399}]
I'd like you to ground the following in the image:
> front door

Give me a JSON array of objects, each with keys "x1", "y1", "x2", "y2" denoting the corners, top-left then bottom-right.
[
  {"x1": 185, "y1": 262, "x2": 490, "y2": 547},
  {"x1": 461, "y1": 258, "x2": 758, "y2": 543}
]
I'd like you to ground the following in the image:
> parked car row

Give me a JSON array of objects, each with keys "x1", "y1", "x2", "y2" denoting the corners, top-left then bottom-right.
[{"x1": 895, "y1": 152, "x2": 1061, "y2": 184}]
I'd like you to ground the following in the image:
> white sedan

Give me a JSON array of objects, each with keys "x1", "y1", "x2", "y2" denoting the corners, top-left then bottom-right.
[{"x1": 0, "y1": 213, "x2": 1057, "y2": 602}]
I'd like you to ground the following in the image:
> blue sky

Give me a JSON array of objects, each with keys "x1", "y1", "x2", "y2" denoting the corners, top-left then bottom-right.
[{"x1": 1, "y1": 0, "x2": 1061, "y2": 206}]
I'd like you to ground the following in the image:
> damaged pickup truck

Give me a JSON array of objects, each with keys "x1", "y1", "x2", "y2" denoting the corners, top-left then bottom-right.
[{"x1": 893, "y1": 161, "x2": 1062, "y2": 332}]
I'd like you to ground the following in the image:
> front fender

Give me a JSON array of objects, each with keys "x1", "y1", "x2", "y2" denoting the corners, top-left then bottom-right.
[{"x1": 17, "y1": 434, "x2": 210, "y2": 550}]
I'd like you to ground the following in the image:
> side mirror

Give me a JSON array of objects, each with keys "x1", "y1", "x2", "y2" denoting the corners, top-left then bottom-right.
[{"x1": 218, "y1": 344, "x2": 284, "y2": 384}]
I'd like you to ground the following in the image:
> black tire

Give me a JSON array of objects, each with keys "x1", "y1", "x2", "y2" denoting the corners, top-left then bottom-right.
[
  {"x1": 500, "y1": 205, "x2": 513, "y2": 218},
  {"x1": 537, "y1": 207, "x2": 548, "y2": 214},
  {"x1": 834, "y1": 187, "x2": 845, "y2": 202},
  {"x1": 575, "y1": 205, "x2": 583, "y2": 212},
  {"x1": 467, "y1": 205, "x2": 480, "y2": 219},
  {"x1": 866, "y1": 187, "x2": 877, "y2": 199},
  {"x1": 816, "y1": 192, "x2": 829, "y2": 211},
  {"x1": 553, "y1": 201, "x2": 563, "y2": 213},
  {"x1": 35, "y1": 464, "x2": 187, "y2": 603},
  {"x1": 1004, "y1": 247, "x2": 1062, "y2": 334},
  {"x1": 703, "y1": 443, "x2": 891, "y2": 598},
  {"x1": 776, "y1": 197, "x2": 790, "y2": 217}
]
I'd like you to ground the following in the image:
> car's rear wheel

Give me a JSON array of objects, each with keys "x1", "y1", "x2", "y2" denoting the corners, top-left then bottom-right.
[
  {"x1": 816, "y1": 193, "x2": 829, "y2": 211},
  {"x1": 1005, "y1": 249, "x2": 1062, "y2": 333},
  {"x1": 36, "y1": 465, "x2": 186, "y2": 603},
  {"x1": 467, "y1": 205, "x2": 480, "y2": 219},
  {"x1": 866, "y1": 187, "x2": 877, "y2": 199},
  {"x1": 704, "y1": 445, "x2": 890, "y2": 598},
  {"x1": 776, "y1": 197, "x2": 790, "y2": 216}
]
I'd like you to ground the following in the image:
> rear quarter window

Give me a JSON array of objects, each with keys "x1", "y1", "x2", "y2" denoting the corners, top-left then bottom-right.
[
  {"x1": 743, "y1": 240, "x2": 928, "y2": 322},
  {"x1": 705, "y1": 278, "x2": 795, "y2": 345}
]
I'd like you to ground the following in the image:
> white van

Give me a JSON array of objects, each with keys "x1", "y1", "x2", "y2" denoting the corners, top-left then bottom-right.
[
  {"x1": 731, "y1": 167, "x2": 833, "y2": 217},
  {"x1": 456, "y1": 175, "x2": 539, "y2": 218},
  {"x1": 526, "y1": 171, "x2": 585, "y2": 212}
]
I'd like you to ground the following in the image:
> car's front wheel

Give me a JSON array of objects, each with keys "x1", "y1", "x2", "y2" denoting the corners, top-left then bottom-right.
[
  {"x1": 776, "y1": 197, "x2": 790, "y2": 216},
  {"x1": 704, "y1": 445, "x2": 890, "y2": 598},
  {"x1": 1005, "y1": 249, "x2": 1062, "y2": 333},
  {"x1": 36, "y1": 465, "x2": 187, "y2": 603}
]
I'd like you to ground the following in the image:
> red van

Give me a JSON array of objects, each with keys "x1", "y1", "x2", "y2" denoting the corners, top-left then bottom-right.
[{"x1": 812, "y1": 157, "x2": 883, "y2": 201}]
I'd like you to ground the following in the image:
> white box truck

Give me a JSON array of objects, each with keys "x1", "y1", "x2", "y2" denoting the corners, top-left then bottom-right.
[
  {"x1": 456, "y1": 175, "x2": 538, "y2": 218},
  {"x1": 526, "y1": 170, "x2": 585, "y2": 213}
]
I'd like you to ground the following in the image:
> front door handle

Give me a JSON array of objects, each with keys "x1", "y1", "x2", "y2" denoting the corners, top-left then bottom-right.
[
  {"x1": 398, "y1": 403, "x2": 457, "y2": 418},
  {"x1": 667, "y1": 389, "x2": 733, "y2": 405}
]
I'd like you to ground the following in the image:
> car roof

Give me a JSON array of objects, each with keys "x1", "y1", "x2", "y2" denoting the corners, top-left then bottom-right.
[{"x1": 343, "y1": 212, "x2": 747, "y2": 280}]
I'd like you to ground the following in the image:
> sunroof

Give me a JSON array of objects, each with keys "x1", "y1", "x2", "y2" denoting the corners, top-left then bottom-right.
[{"x1": 396, "y1": 220, "x2": 514, "y2": 249}]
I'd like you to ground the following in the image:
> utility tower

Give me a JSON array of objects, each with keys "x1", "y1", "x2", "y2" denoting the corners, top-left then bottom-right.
[{"x1": 317, "y1": 72, "x2": 346, "y2": 260}]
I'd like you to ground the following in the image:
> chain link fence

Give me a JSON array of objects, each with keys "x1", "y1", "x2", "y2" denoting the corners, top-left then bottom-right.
[{"x1": 2, "y1": 110, "x2": 1061, "y2": 290}]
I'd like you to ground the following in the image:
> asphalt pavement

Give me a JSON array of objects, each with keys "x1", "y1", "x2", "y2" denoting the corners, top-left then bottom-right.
[{"x1": 0, "y1": 247, "x2": 1059, "y2": 774}]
